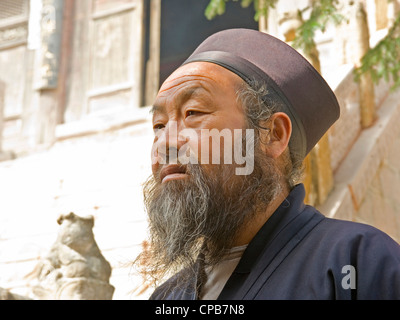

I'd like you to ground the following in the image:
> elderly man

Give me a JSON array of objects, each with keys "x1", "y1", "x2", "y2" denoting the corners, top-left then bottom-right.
[{"x1": 136, "y1": 29, "x2": 400, "y2": 300}]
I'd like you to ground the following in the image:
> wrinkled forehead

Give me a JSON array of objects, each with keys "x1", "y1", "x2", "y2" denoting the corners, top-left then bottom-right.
[
  {"x1": 158, "y1": 62, "x2": 244, "y2": 96},
  {"x1": 153, "y1": 62, "x2": 246, "y2": 112}
]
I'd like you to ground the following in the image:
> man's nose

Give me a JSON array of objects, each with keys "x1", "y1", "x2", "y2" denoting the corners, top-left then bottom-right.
[{"x1": 152, "y1": 121, "x2": 187, "y2": 164}]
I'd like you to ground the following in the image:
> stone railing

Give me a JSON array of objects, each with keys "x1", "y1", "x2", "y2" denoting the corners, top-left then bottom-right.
[
  {"x1": 320, "y1": 81, "x2": 400, "y2": 240},
  {"x1": 301, "y1": 1, "x2": 398, "y2": 209},
  {"x1": 328, "y1": 64, "x2": 362, "y2": 173}
]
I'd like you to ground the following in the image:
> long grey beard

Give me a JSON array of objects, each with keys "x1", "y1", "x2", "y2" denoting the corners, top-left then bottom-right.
[{"x1": 137, "y1": 151, "x2": 282, "y2": 286}]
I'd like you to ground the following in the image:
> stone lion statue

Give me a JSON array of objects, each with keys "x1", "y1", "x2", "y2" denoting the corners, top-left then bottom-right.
[{"x1": 29, "y1": 212, "x2": 114, "y2": 300}]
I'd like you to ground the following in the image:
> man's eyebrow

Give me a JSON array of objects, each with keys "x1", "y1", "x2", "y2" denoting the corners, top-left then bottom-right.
[
  {"x1": 150, "y1": 105, "x2": 163, "y2": 115},
  {"x1": 151, "y1": 86, "x2": 209, "y2": 115}
]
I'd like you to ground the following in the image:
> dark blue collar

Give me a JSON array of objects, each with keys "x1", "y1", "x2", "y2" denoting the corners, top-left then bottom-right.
[
  {"x1": 218, "y1": 183, "x2": 325, "y2": 299},
  {"x1": 234, "y1": 183, "x2": 307, "y2": 274}
]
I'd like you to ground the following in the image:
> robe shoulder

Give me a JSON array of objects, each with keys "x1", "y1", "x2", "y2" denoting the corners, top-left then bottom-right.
[
  {"x1": 313, "y1": 216, "x2": 399, "y2": 250},
  {"x1": 250, "y1": 214, "x2": 400, "y2": 300},
  {"x1": 321, "y1": 217, "x2": 400, "y2": 299}
]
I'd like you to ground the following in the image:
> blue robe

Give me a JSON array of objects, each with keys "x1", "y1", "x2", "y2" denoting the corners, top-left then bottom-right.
[{"x1": 150, "y1": 184, "x2": 400, "y2": 300}]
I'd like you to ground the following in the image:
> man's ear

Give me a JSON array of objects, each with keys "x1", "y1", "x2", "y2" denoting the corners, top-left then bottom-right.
[{"x1": 259, "y1": 112, "x2": 292, "y2": 159}]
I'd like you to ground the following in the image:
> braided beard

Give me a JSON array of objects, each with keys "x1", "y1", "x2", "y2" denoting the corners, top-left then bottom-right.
[{"x1": 136, "y1": 147, "x2": 282, "y2": 288}]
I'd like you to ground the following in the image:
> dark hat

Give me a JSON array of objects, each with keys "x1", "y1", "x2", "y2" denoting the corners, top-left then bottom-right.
[{"x1": 182, "y1": 28, "x2": 340, "y2": 159}]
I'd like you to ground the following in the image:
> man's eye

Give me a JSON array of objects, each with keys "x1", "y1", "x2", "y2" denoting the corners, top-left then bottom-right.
[
  {"x1": 153, "y1": 124, "x2": 165, "y2": 131},
  {"x1": 186, "y1": 110, "x2": 201, "y2": 117}
]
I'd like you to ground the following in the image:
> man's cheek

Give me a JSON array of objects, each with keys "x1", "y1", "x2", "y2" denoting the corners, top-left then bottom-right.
[
  {"x1": 196, "y1": 128, "x2": 255, "y2": 175},
  {"x1": 151, "y1": 127, "x2": 167, "y2": 166},
  {"x1": 150, "y1": 139, "x2": 166, "y2": 181},
  {"x1": 151, "y1": 141, "x2": 163, "y2": 166},
  {"x1": 177, "y1": 128, "x2": 199, "y2": 165},
  {"x1": 234, "y1": 129, "x2": 255, "y2": 175}
]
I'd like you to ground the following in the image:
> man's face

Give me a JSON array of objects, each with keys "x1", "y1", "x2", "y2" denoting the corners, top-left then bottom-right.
[{"x1": 151, "y1": 62, "x2": 248, "y2": 180}]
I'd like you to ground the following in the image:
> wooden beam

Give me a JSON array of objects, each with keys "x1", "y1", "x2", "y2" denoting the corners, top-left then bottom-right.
[
  {"x1": 355, "y1": 2, "x2": 376, "y2": 128},
  {"x1": 144, "y1": 0, "x2": 161, "y2": 106}
]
